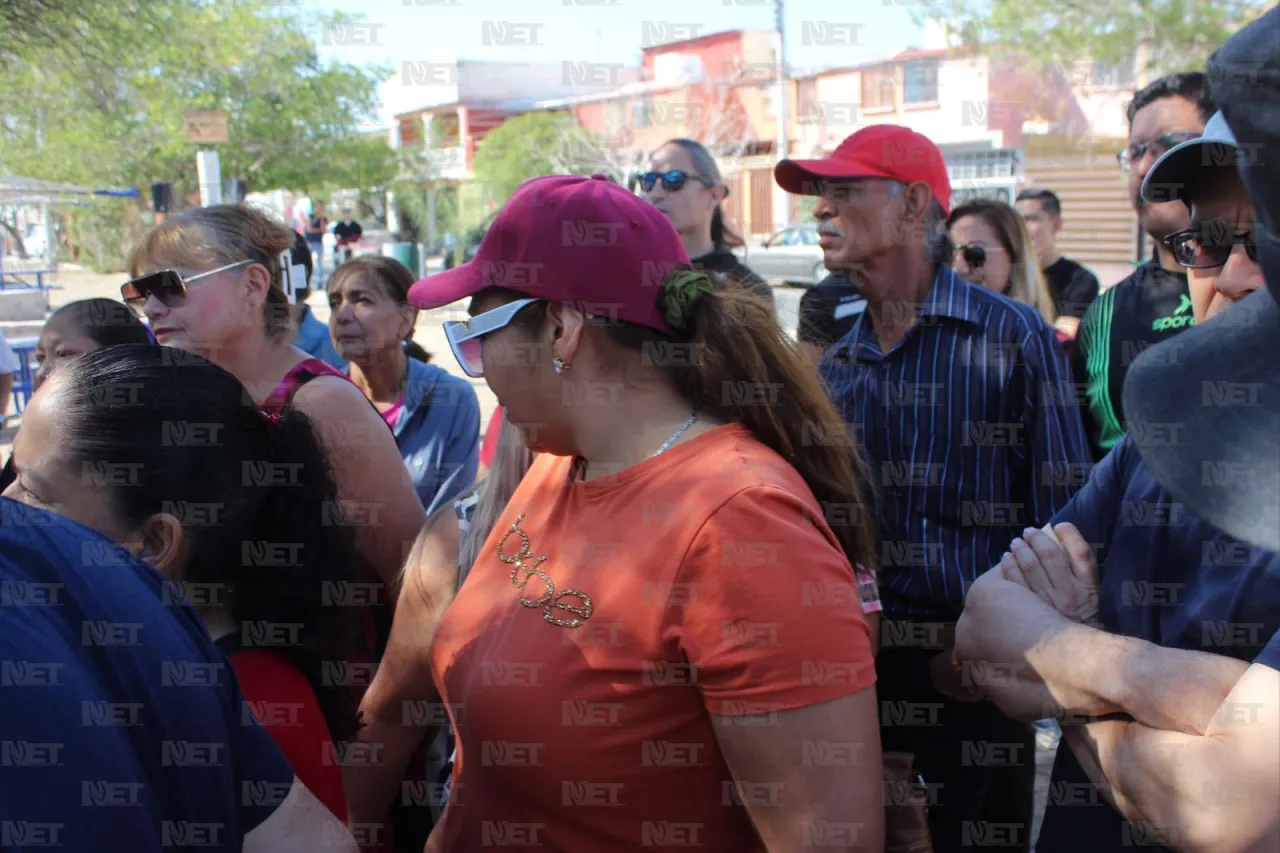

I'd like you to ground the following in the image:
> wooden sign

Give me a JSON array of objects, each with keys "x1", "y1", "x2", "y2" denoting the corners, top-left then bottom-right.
[{"x1": 183, "y1": 111, "x2": 229, "y2": 145}]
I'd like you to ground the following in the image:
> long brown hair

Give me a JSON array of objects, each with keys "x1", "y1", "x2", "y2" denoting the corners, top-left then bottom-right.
[
  {"x1": 947, "y1": 199, "x2": 1057, "y2": 324},
  {"x1": 511, "y1": 284, "x2": 877, "y2": 574}
]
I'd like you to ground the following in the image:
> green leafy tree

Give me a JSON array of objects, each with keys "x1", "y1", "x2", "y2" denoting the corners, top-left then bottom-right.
[
  {"x1": 917, "y1": 0, "x2": 1269, "y2": 78},
  {"x1": 0, "y1": 0, "x2": 393, "y2": 267},
  {"x1": 471, "y1": 111, "x2": 596, "y2": 201}
]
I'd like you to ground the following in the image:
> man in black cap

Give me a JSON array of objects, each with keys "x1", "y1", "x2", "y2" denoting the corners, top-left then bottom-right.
[{"x1": 952, "y1": 10, "x2": 1280, "y2": 852}]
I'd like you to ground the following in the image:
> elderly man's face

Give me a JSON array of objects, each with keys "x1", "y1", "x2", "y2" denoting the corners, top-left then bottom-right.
[
  {"x1": 811, "y1": 178, "x2": 915, "y2": 270},
  {"x1": 1184, "y1": 167, "x2": 1266, "y2": 323}
]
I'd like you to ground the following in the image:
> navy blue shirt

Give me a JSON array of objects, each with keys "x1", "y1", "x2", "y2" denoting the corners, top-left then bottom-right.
[
  {"x1": 1037, "y1": 438, "x2": 1280, "y2": 853},
  {"x1": 0, "y1": 498, "x2": 294, "y2": 851},
  {"x1": 820, "y1": 266, "x2": 1093, "y2": 620}
]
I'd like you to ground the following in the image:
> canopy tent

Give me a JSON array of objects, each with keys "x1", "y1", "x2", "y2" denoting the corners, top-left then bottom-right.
[{"x1": 0, "y1": 176, "x2": 138, "y2": 205}]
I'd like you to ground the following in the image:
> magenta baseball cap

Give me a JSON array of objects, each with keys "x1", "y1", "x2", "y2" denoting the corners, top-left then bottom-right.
[{"x1": 408, "y1": 174, "x2": 690, "y2": 335}]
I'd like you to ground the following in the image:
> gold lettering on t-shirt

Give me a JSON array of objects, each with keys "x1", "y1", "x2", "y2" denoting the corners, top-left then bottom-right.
[{"x1": 496, "y1": 513, "x2": 595, "y2": 628}]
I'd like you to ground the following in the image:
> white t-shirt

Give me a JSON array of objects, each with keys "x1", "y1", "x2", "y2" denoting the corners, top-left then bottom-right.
[{"x1": 0, "y1": 331, "x2": 20, "y2": 375}]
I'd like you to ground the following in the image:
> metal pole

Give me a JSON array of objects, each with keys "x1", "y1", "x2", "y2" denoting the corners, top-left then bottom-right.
[
  {"x1": 197, "y1": 150, "x2": 223, "y2": 207},
  {"x1": 771, "y1": 0, "x2": 792, "y2": 231}
]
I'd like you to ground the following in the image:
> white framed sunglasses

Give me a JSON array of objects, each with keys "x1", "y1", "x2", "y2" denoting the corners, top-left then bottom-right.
[{"x1": 443, "y1": 297, "x2": 541, "y2": 378}]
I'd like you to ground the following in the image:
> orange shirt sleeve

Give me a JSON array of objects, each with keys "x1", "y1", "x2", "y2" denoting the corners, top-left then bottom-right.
[{"x1": 667, "y1": 486, "x2": 876, "y2": 717}]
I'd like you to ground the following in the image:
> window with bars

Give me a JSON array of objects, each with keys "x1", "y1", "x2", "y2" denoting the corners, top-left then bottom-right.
[{"x1": 903, "y1": 59, "x2": 939, "y2": 104}]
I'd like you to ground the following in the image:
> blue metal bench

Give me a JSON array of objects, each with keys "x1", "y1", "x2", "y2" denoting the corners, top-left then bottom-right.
[
  {"x1": 0, "y1": 269, "x2": 58, "y2": 291},
  {"x1": 7, "y1": 337, "x2": 36, "y2": 415}
]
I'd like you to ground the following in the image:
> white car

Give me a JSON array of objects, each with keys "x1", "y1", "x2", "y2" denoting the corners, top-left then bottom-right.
[{"x1": 735, "y1": 225, "x2": 826, "y2": 287}]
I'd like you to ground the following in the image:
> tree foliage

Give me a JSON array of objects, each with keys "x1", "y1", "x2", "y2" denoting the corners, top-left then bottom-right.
[
  {"x1": 916, "y1": 0, "x2": 1271, "y2": 78},
  {"x1": 0, "y1": 0, "x2": 394, "y2": 199},
  {"x1": 470, "y1": 111, "x2": 600, "y2": 202}
]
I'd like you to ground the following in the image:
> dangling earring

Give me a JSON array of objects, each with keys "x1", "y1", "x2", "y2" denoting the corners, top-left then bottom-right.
[{"x1": 553, "y1": 356, "x2": 570, "y2": 374}]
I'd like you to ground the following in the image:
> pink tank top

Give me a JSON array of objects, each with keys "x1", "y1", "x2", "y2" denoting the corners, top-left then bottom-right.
[{"x1": 258, "y1": 357, "x2": 351, "y2": 415}]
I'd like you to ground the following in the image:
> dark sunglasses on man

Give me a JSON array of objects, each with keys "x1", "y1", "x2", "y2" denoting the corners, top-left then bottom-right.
[
  {"x1": 1116, "y1": 131, "x2": 1202, "y2": 173},
  {"x1": 1163, "y1": 223, "x2": 1258, "y2": 269},
  {"x1": 633, "y1": 170, "x2": 717, "y2": 194}
]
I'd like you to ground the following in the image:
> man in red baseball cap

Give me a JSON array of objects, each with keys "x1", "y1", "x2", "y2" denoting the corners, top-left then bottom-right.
[{"x1": 777, "y1": 126, "x2": 1092, "y2": 853}]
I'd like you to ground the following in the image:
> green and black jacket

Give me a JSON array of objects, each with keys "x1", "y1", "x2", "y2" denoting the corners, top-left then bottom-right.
[{"x1": 1070, "y1": 261, "x2": 1195, "y2": 461}]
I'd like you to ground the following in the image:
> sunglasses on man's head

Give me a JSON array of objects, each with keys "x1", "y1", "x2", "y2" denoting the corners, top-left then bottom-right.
[
  {"x1": 634, "y1": 170, "x2": 715, "y2": 193},
  {"x1": 443, "y1": 297, "x2": 541, "y2": 378},
  {"x1": 121, "y1": 259, "x2": 253, "y2": 309},
  {"x1": 1164, "y1": 224, "x2": 1258, "y2": 270}
]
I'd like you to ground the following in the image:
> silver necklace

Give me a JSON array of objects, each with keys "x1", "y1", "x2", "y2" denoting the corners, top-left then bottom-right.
[{"x1": 651, "y1": 410, "x2": 699, "y2": 458}]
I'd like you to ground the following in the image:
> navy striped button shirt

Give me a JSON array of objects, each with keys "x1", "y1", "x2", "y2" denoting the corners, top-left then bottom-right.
[{"x1": 820, "y1": 266, "x2": 1093, "y2": 621}]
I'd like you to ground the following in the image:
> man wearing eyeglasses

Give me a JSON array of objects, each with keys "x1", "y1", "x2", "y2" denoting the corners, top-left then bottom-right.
[
  {"x1": 1070, "y1": 73, "x2": 1214, "y2": 461},
  {"x1": 1143, "y1": 111, "x2": 1266, "y2": 321}
]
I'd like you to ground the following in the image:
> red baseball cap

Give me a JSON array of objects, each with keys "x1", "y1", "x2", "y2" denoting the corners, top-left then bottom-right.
[
  {"x1": 774, "y1": 124, "x2": 952, "y2": 215},
  {"x1": 408, "y1": 174, "x2": 688, "y2": 335}
]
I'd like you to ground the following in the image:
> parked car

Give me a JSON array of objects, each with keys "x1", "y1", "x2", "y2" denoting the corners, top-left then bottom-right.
[{"x1": 735, "y1": 225, "x2": 826, "y2": 287}]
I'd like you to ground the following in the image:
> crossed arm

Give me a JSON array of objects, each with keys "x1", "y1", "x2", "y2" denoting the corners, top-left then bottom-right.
[{"x1": 956, "y1": 524, "x2": 1279, "y2": 853}]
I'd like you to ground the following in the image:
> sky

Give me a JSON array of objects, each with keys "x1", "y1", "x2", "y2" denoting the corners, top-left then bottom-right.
[{"x1": 311, "y1": 0, "x2": 927, "y2": 126}]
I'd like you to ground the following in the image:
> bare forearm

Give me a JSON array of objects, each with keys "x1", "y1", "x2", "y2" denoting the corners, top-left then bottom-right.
[
  {"x1": 1039, "y1": 630, "x2": 1248, "y2": 733},
  {"x1": 961, "y1": 574, "x2": 1247, "y2": 732},
  {"x1": 1068, "y1": 719, "x2": 1243, "y2": 852},
  {"x1": 344, "y1": 710, "x2": 434, "y2": 826}
]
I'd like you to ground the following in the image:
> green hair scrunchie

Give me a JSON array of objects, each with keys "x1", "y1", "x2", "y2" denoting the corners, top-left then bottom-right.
[{"x1": 658, "y1": 267, "x2": 715, "y2": 331}]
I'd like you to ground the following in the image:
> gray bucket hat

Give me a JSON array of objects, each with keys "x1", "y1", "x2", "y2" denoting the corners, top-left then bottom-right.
[{"x1": 1122, "y1": 5, "x2": 1280, "y2": 552}]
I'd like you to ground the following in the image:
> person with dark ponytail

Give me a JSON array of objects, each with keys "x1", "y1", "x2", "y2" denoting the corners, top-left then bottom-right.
[
  {"x1": 638, "y1": 138, "x2": 775, "y2": 308},
  {"x1": 405, "y1": 175, "x2": 881, "y2": 850},
  {"x1": 328, "y1": 256, "x2": 481, "y2": 516},
  {"x1": 2, "y1": 344, "x2": 371, "y2": 821}
]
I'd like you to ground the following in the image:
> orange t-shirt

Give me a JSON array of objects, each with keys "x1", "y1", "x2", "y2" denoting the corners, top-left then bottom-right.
[{"x1": 429, "y1": 424, "x2": 876, "y2": 851}]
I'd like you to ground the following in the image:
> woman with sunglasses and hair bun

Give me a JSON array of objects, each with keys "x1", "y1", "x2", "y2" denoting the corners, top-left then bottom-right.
[
  {"x1": 639, "y1": 138, "x2": 775, "y2": 309},
  {"x1": 122, "y1": 204, "x2": 427, "y2": 597},
  {"x1": 409, "y1": 174, "x2": 882, "y2": 851},
  {"x1": 946, "y1": 199, "x2": 1070, "y2": 348}
]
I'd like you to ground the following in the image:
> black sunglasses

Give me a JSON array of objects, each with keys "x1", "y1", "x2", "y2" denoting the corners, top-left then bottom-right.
[
  {"x1": 121, "y1": 260, "x2": 253, "y2": 309},
  {"x1": 953, "y1": 244, "x2": 999, "y2": 269},
  {"x1": 1164, "y1": 225, "x2": 1258, "y2": 270},
  {"x1": 634, "y1": 170, "x2": 715, "y2": 193}
]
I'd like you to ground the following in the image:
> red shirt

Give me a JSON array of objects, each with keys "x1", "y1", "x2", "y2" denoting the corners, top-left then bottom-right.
[
  {"x1": 228, "y1": 649, "x2": 348, "y2": 822},
  {"x1": 430, "y1": 424, "x2": 876, "y2": 850}
]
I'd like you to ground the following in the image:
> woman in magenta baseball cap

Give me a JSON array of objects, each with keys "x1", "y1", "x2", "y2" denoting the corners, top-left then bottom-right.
[{"x1": 363, "y1": 174, "x2": 884, "y2": 851}]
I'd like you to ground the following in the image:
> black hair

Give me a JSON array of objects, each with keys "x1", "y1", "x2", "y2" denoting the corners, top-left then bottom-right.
[
  {"x1": 47, "y1": 299, "x2": 153, "y2": 347},
  {"x1": 658, "y1": 138, "x2": 745, "y2": 251},
  {"x1": 1127, "y1": 72, "x2": 1216, "y2": 125},
  {"x1": 1016, "y1": 188, "x2": 1062, "y2": 220},
  {"x1": 291, "y1": 230, "x2": 314, "y2": 303},
  {"x1": 328, "y1": 256, "x2": 431, "y2": 363},
  {"x1": 47, "y1": 345, "x2": 367, "y2": 742}
]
